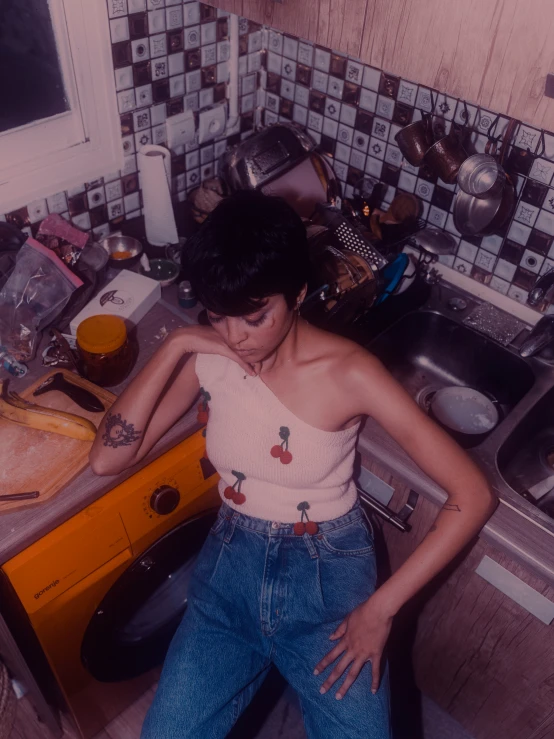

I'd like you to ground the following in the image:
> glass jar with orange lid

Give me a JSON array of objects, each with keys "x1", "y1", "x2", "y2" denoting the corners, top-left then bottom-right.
[{"x1": 76, "y1": 315, "x2": 136, "y2": 387}]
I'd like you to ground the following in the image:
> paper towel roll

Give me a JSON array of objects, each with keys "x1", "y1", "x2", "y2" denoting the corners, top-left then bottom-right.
[{"x1": 138, "y1": 144, "x2": 179, "y2": 247}]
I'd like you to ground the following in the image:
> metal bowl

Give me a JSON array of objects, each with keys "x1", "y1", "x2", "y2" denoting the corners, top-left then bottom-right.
[
  {"x1": 141, "y1": 258, "x2": 180, "y2": 287},
  {"x1": 457, "y1": 154, "x2": 506, "y2": 199},
  {"x1": 79, "y1": 242, "x2": 109, "y2": 273},
  {"x1": 100, "y1": 235, "x2": 143, "y2": 269},
  {"x1": 414, "y1": 227, "x2": 457, "y2": 255},
  {"x1": 453, "y1": 182, "x2": 515, "y2": 237}
]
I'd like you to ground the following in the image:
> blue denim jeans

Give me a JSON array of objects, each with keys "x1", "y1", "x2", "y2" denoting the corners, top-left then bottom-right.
[{"x1": 141, "y1": 501, "x2": 391, "y2": 739}]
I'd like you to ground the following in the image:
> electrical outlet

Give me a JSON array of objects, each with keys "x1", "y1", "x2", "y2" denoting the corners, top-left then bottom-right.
[
  {"x1": 198, "y1": 103, "x2": 227, "y2": 144},
  {"x1": 166, "y1": 110, "x2": 196, "y2": 148}
]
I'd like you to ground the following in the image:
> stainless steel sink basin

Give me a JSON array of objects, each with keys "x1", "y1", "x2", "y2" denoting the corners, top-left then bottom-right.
[
  {"x1": 360, "y1": 282, "x2": 554, "y2": 529},
  {"x1": 497, "y1": 386, "x2": 554, "y2": 517},
  {"x1": 369, "y1": 311, "x2": 535, "y2": 446}
]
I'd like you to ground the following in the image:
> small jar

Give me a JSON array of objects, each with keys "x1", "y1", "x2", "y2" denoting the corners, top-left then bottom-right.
[
  {"x1": 76, "y1": 315, "x2": 135, "y2": 387},
  {"x1": 178, "y1": 280, "x2": 197, "y2": 309}
]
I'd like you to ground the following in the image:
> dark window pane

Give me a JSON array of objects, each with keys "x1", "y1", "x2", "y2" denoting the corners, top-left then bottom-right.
[{"x1": 0, "y1": 0, "x2": 69, "y2": 133}]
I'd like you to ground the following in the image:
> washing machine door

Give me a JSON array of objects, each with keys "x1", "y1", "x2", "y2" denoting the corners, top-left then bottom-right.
[{"x1": 81, "y1": 509, "x2": 217, "y2": 682}]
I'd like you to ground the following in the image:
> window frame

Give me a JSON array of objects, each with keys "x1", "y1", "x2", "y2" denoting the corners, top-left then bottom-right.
[{"x1": 0, "y1": 0, "x2": 123, "y2": 214}]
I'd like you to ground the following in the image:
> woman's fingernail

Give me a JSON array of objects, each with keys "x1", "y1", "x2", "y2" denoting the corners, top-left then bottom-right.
[
  {"x1": 313, "y1": 669, "x2": 319, "y2": 675},
  {"x1": 336, "y1": 693, "x2": 342, "y2": 700},
  {"x1": 319, "y1": 687, "x2": 326, "y2": 695},
  {"x1": 371, "y1": 689, "x2": 377, "y2": 695}
]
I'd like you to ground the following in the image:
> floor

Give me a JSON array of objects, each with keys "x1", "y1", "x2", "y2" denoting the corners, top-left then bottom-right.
[{"x1": 11, "y1": 675, "x2": 475, "y2": 739}]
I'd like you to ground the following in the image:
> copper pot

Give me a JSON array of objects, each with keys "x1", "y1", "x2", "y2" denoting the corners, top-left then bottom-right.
[
  {"x1": 394, "y1": 117, "x2": 434, "y2": 167},
  {"x1": 423, "y1": 135, "x2": 467, "y2": 184}
]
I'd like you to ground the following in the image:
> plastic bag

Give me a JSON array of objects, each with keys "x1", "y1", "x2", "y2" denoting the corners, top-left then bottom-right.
[{"x1": 0, "y1": 238, "x2": 83, "y2": 361}]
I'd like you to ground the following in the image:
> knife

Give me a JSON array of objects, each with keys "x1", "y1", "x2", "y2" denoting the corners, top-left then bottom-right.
[
  {"x1": 0, "y1": 491, "x2": 40, "y2": 502},
  {"x1": 33, "y1": 372, "x2": 105, "y2": 413}
]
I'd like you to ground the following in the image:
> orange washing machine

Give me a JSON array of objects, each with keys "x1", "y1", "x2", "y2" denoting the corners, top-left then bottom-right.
[{"x1": 0, "y1": 429, "x2": 220, "y2": 738}]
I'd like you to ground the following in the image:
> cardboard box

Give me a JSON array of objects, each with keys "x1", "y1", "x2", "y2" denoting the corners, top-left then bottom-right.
[{"x1": 70, "y1": 269, "x2": 161, "y2": 335}]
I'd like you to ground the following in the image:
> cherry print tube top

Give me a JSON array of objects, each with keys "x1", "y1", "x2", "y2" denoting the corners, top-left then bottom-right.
[{"x1": 195, "y1": 354, "x2": 360, "y2": 523}]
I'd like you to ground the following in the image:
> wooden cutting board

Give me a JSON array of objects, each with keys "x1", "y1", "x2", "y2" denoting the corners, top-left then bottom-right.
[{"x1": 0, "y1": 370, "x2": 115, "y2": 512}]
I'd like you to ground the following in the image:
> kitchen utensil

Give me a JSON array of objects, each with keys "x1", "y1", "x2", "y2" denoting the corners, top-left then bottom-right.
[
  {"x1": 523, "y1": 475, "x2": 554, "y2": 501},
  {"x1": 166, "y1": 237, "x2": 186, "y2": 266},
  {"x1": 33, "y1": 371, "x2": 105, "y2": 412},
  {"x1": 312, "y1": 203, "x2": 388, "y2": 271},
  {"x1": 79, "y1": 241, "x2": 109, "y2": 274},
  {"x1": 261, "y1": 151, "x2": 340, "y2": 218},
  {"x1": 429, "y1": 386, "x2": 500, "y2": 448},
  {"x1": 0, "y1": 491, "x2": 39, "y2": 501},
  {"x1": 453, "y1": 117, "x2": 517, "y2": 237},
  {"x1": 457, "y1": 154, "x2": 506, "y2": 199},
  {"x1": 453, "y1": 180, "x2": 515, "y2": 236},
  {"x1": 423, "y1": 134, "x2": 467, "y2": 183},
  {"x1": 414, "y1": 227, "x2": 457, "y2": 255},
  {"x1": 219, "y1": 122, "x2": 316, "y2": 191},
  {"x1": 51, "y1": 328, "x2": 81, "y2": 372},
  {"x1": 0, "y1": 369, "x2": 115, "y2": 512},
  {"x1": 394, "y1": 117, "x2": 434, "y2": 167},
  {"x1": 141, "y1": 258, "x2": 180, "y2": 287},
  {"x1": 375, "y1": 253, "x2": 410, "y2": 304},
  {"x1": 100, "y1": 235, "x2": 143, "y2": 268}
]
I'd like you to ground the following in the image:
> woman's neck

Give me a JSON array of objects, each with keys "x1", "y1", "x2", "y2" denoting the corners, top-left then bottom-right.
[{"x1": 257, "y1": 314, "x2": 304, "y2": 375}]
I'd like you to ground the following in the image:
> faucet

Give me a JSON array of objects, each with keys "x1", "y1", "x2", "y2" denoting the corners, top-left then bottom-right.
[
  {"x1": 519, "y1": 270, "x2": 554, "y2": 357},
  {"x1": 527, "y1": 268, "x2": 554, "y2": 307},
  {"x1": 519, "y1": 316, "x2": 554, "y2": 357}
]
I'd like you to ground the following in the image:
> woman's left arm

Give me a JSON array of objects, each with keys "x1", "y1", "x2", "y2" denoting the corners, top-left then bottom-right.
[{"x1": 315, "y1": 351, "x2": 497, "y2": 699}]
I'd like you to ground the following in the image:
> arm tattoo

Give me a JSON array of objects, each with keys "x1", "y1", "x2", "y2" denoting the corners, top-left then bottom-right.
[
  {"x1": 442, "y1": 503, "x2": 461, "y2": 512},
  {"x1": 102, "y1": 412, "x2": 142, "y2": 448}
]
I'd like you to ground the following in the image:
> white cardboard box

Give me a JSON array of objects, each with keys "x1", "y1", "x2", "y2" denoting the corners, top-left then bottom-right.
[{"x1": 70, "y1": 269, "x2": 161, "y2": 335}]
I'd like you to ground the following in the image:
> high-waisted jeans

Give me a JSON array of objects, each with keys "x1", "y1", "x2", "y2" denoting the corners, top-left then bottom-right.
[{"x1": 141, "y1": 500, "x2": 391, "y2": 738}]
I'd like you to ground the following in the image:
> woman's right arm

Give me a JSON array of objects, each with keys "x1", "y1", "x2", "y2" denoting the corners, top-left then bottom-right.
[{"x1": 89, "y1": 326, "x2": 254, "y2": 476}]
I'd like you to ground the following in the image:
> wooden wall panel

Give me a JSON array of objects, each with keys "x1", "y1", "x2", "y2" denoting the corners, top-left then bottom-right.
[{"x1": 207, "y1": 0, "x2": 554, "y2": 129}]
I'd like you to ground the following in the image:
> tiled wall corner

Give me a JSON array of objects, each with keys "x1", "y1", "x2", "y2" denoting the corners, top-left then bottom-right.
[{"x1": 0, "y1": 1, "x2": 263, "y2": 243}]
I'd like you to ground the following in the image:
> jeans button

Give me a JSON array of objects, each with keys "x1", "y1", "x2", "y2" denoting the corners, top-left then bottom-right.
[{"x1": 271, "y1": 521, "x2": 280, "y2": 529}]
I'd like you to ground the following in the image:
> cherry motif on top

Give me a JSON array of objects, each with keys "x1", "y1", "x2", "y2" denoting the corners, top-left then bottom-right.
[{"x1": 271, "y1": 426, "x2": 293, "y2": 464}]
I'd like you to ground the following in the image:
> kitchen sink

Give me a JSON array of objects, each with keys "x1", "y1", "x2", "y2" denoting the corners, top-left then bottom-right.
[
  {"x1": 368, "y1": 311, "x2": 535, "y2": 444},
  {"x1": 497, "y1": 386, "x2": 554, "y2": 517}
]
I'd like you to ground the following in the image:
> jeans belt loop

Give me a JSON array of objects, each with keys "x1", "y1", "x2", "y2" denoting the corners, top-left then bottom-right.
[{"x1": 224, "y1": 511, "x2": 239, "y2": 544}]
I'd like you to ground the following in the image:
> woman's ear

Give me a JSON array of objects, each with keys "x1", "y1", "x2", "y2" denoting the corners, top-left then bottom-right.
[{"x1": 296, "y1": 284, "x2": 308, "y2": 309}]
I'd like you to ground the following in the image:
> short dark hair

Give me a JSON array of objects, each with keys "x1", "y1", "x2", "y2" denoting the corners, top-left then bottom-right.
[{"x1": 182, "y1": 190, "x2": 310, "y2": 316}]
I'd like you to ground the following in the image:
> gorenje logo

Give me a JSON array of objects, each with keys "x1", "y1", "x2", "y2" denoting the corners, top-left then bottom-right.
[{"x1": 34, "y1": 580, "x2": 60, "y2": 600}]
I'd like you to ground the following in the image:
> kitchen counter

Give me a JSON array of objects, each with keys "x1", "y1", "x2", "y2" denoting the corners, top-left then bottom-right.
[
  {"x1": 0, "y1": 297, "x2": 202, "y2": 564},
  {"x1": 0, "y1": 286, "x2": 554, "y2": 591}
]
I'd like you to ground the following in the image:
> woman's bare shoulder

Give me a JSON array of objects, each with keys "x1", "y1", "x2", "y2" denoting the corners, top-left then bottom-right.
[{"x1": 299, "y1": 322, "x2": 375, "y2": 373}]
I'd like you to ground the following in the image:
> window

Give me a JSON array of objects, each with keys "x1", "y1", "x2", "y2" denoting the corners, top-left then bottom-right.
[{"x1": 0, "y1": 0, "x2": 123, "y2": 214}]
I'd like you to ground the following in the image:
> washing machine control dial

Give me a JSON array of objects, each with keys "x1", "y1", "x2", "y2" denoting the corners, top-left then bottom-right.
[{"x1": 150, "y1": 485, "x2": 180, "y2": 515}]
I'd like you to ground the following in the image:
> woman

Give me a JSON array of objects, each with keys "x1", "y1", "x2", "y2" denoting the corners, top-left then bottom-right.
[{"x1": 90, "y1": 191, "x2": 496, "y2": 739}]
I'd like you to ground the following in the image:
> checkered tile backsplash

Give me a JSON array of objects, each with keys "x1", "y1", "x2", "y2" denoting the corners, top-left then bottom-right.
[
  {"x1": 4, "y1": 3, "x2": 554, "y2": 315},
  {"x1": 261, "y1": 27, "x2": 554, "y2": 314},
  {"x1": 1, "y1": 2, "x2": 262, "y2": 244}
]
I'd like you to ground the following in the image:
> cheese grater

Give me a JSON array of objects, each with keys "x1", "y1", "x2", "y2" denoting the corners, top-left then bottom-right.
[{"x1": 313, "y1": 204, "x2": 389, "y2": 272}]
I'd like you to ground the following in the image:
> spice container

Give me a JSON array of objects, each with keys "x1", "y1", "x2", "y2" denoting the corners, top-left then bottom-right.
[{"x1": 76, "y1": 315, "x2": 135, "y2": 387}]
